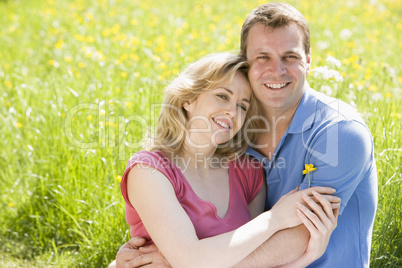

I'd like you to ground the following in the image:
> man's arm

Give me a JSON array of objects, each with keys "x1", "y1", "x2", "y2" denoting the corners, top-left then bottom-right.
[
  {"x1": 240, "y1": 120, "x2": 374, "y2": 267},
  {"x1": 233, "y1": 225, "x2": 310, "y2": 268}
]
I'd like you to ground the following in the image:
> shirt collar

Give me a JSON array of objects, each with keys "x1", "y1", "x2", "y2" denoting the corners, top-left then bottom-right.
[{"x1": 245, "y1": 146, "x2": 267, "y2": 163}]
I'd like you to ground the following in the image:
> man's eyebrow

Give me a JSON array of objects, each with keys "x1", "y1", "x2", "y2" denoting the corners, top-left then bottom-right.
[
  {"x1": 283, "y1": 50, "x2": 302, "y2": 55},
  {"x1": 221, "y1": 87, "x2": 250, "y2": 103}
]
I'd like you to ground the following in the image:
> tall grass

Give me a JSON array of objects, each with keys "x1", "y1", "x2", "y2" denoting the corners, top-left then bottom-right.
[{"x1": 0, "y1": 0, "x2": 401, "y2": 267}]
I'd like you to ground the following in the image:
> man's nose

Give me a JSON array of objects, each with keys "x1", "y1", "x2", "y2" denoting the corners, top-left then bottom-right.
[{"x1": 266, "y1": 58, "x2": 286, "y2": 76}]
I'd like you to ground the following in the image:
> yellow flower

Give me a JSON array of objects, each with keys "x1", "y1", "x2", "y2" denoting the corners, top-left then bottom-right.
[
  {"x1": 9, "y1": 203, "x2": 14, "y2": 207},
  {"x1": 16, "y1": 122, "x2": 23, "y2": 128},
  {"x1": 303, "y1": 164, "x2": 317, "y2": 174},
  {"x1": 4, "y1": 80, "x2": 13, "y2": 89},
  {"x1": 48, "y1": 59, "x2": 59, "y2": 67},
  {"x1": 55, "y1": 39, "x2": 63, "y2": 49},
  {"x1": 302, "y1": 164, "x2": 317, "y2": 187},
  {"x1": 116, "y1": 175, "x2": 122, "y2": 182}
]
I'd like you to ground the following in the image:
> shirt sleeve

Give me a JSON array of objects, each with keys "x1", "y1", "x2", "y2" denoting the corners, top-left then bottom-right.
[
  {"x1": 299, "y1": 120, "x2": 375, "y2": 214},
  {"x1": 120, "y1": 151, "x2": 175, "y2": 208}
]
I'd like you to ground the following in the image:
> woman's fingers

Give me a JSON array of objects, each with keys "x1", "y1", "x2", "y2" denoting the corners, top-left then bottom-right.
[{"x1": 305, "y1": 186, "x2": 336, "y2": 195}]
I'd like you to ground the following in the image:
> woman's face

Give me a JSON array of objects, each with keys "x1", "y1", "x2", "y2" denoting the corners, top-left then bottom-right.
[{"x1": 183, "y1": 71, "x2": 252, "y2": 148}]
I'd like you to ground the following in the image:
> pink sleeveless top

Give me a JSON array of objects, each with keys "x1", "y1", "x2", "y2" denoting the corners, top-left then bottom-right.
[{"x1": 120, "y1": 150, "x2": 263, "y2": 240}]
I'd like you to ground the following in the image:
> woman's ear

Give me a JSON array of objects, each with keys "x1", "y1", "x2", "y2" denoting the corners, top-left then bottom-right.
[{"x1": 183, "y1": 101, "x2": 193, "y2": 113}]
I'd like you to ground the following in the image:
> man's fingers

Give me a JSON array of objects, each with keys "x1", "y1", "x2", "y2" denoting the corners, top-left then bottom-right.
[
  {"x1": 296, "y1": 201, "x2": 323, "y2": 232},
  {"x1": 139, "y1": 244, "x2": 159, "y2": 254},
  {"x1": 312, "y1": 191, "x2": 336, "y2": 222},
  {"x1": 129, "y1": 252, "x2": 161, "y2": 267},
  {"x1": 116, "y1": 247, "x2": 142, "y2": 263},
  {"x1": 301, "y1": 192, "x2": 335, "y2": 231},
  {"x1": 127, "y1": 236, "x2": 147, "y2": 249},
  {"x1": 297, "y1": 208, "x2": 317, "y2": 235}
]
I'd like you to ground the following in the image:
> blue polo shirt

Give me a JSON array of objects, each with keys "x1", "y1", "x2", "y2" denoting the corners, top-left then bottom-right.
[{"x1": 246, "y1": 86, "x2": 378, "y2": 267}]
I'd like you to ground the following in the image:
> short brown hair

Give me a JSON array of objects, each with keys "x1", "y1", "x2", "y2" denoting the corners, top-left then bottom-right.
[{"x1": 240, "y1": 3, "x2": 310, "y2": 58}]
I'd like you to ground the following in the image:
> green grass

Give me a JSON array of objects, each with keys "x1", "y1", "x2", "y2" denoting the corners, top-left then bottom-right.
[{"x1": 0, "y1": 0, "x2": 401, "y2": 267}]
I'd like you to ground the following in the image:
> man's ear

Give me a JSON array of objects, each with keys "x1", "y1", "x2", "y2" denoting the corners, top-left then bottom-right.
[{"x1": 306, "y1": 49, "x2": 312, "y2": 75}]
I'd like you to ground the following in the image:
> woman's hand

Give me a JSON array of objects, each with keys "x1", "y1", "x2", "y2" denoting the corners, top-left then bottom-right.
[{"x1": 270, "y1": 186, "x2": 339, "y2": 230}]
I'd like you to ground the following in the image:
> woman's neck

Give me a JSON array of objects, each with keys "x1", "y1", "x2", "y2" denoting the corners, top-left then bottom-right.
[{"x1": 173, "y1": 142, "x2": 221, "y2": 174}]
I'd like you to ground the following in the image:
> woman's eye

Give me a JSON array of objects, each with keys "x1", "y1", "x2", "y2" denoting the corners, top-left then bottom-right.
[
  {"x1": 238, "y1": 103, "x2": 247, "y2": 111},
  {"x1": 217, "y1": 94, "x2": 228, "y2": 100}
]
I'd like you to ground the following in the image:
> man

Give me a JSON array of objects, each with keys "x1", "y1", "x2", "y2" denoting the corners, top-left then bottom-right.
[{"x1": 112, "y1": 3, "x2": 377, "y2": 267}]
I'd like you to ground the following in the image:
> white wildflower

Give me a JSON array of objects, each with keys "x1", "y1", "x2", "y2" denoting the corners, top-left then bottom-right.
[
  {"x1": 324, "y1": 30, "x2": 333, "y2": 38},
  {"x1": 371, "y1": 93, "x2": 383, "y2": 101},
  {"x1": 320, "y1": 85, "x2": 333, "y2": 96},
  {"x1": 326, "y1": 56, "x2": 341, "y2": 68},
  {"x1": 339, "y1": 29, "x2": 352, "y2": 40},
  {"x1": 316, "y1": 41, "x2": 330, "y2": 50},
  {"x1": 311, "y1": 66, "x2": 344, "y2": 82}
]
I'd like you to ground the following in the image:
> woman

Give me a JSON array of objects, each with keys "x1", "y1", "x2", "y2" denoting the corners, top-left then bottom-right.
[{"x1": 119, "y1": 53, "x2": 339, "y2": 268}]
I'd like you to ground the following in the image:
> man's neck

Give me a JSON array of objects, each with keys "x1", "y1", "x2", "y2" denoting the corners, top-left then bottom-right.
[{"x1": 254, "y1": 96, "x2": 303, "y2": 160}]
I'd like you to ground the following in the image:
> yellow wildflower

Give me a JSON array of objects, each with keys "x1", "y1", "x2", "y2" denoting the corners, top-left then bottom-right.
[
  {"x1": 116, "y1": 175, "x2": 122, "y2": 182},
  {"x1": 55, "y1": 40, "x2": 63, "y2": 49},
  {"x1": 303, "y1": 164, "x2": 317, "y2": 188},
  {"x1": 16, "y1": 122, "x2": 23, "y2": 128},
  {"x1": 4, "y1": 80, "x2": 13, "y2": 89},
  {"x1": 48, "y1": 59, "x2": 59, "y2": 67}
]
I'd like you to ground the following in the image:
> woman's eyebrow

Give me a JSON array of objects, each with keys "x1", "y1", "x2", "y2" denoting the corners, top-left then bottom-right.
[{"x1": 221, "y1": 87, "x2": 250, "y2": 103}]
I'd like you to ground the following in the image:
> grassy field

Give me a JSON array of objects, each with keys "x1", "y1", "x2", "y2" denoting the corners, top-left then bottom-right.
[{"x1": 0, "y1": 0, "x2": 401, "y2": 267}]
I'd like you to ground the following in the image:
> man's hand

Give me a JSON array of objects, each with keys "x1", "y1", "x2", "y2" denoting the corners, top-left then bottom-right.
[{"x1": 111, "y1": 236, "x2": 171, "y2": 268}]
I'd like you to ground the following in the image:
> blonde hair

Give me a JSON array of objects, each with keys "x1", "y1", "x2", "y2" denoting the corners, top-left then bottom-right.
[{"x1": 147, "y1": 52, "x2": 259, "y2": 160}]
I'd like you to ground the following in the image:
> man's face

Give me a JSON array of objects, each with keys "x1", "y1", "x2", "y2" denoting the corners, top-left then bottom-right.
[{"x1": 246, "y1": 23, "x2": 311, "y2": 114}]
